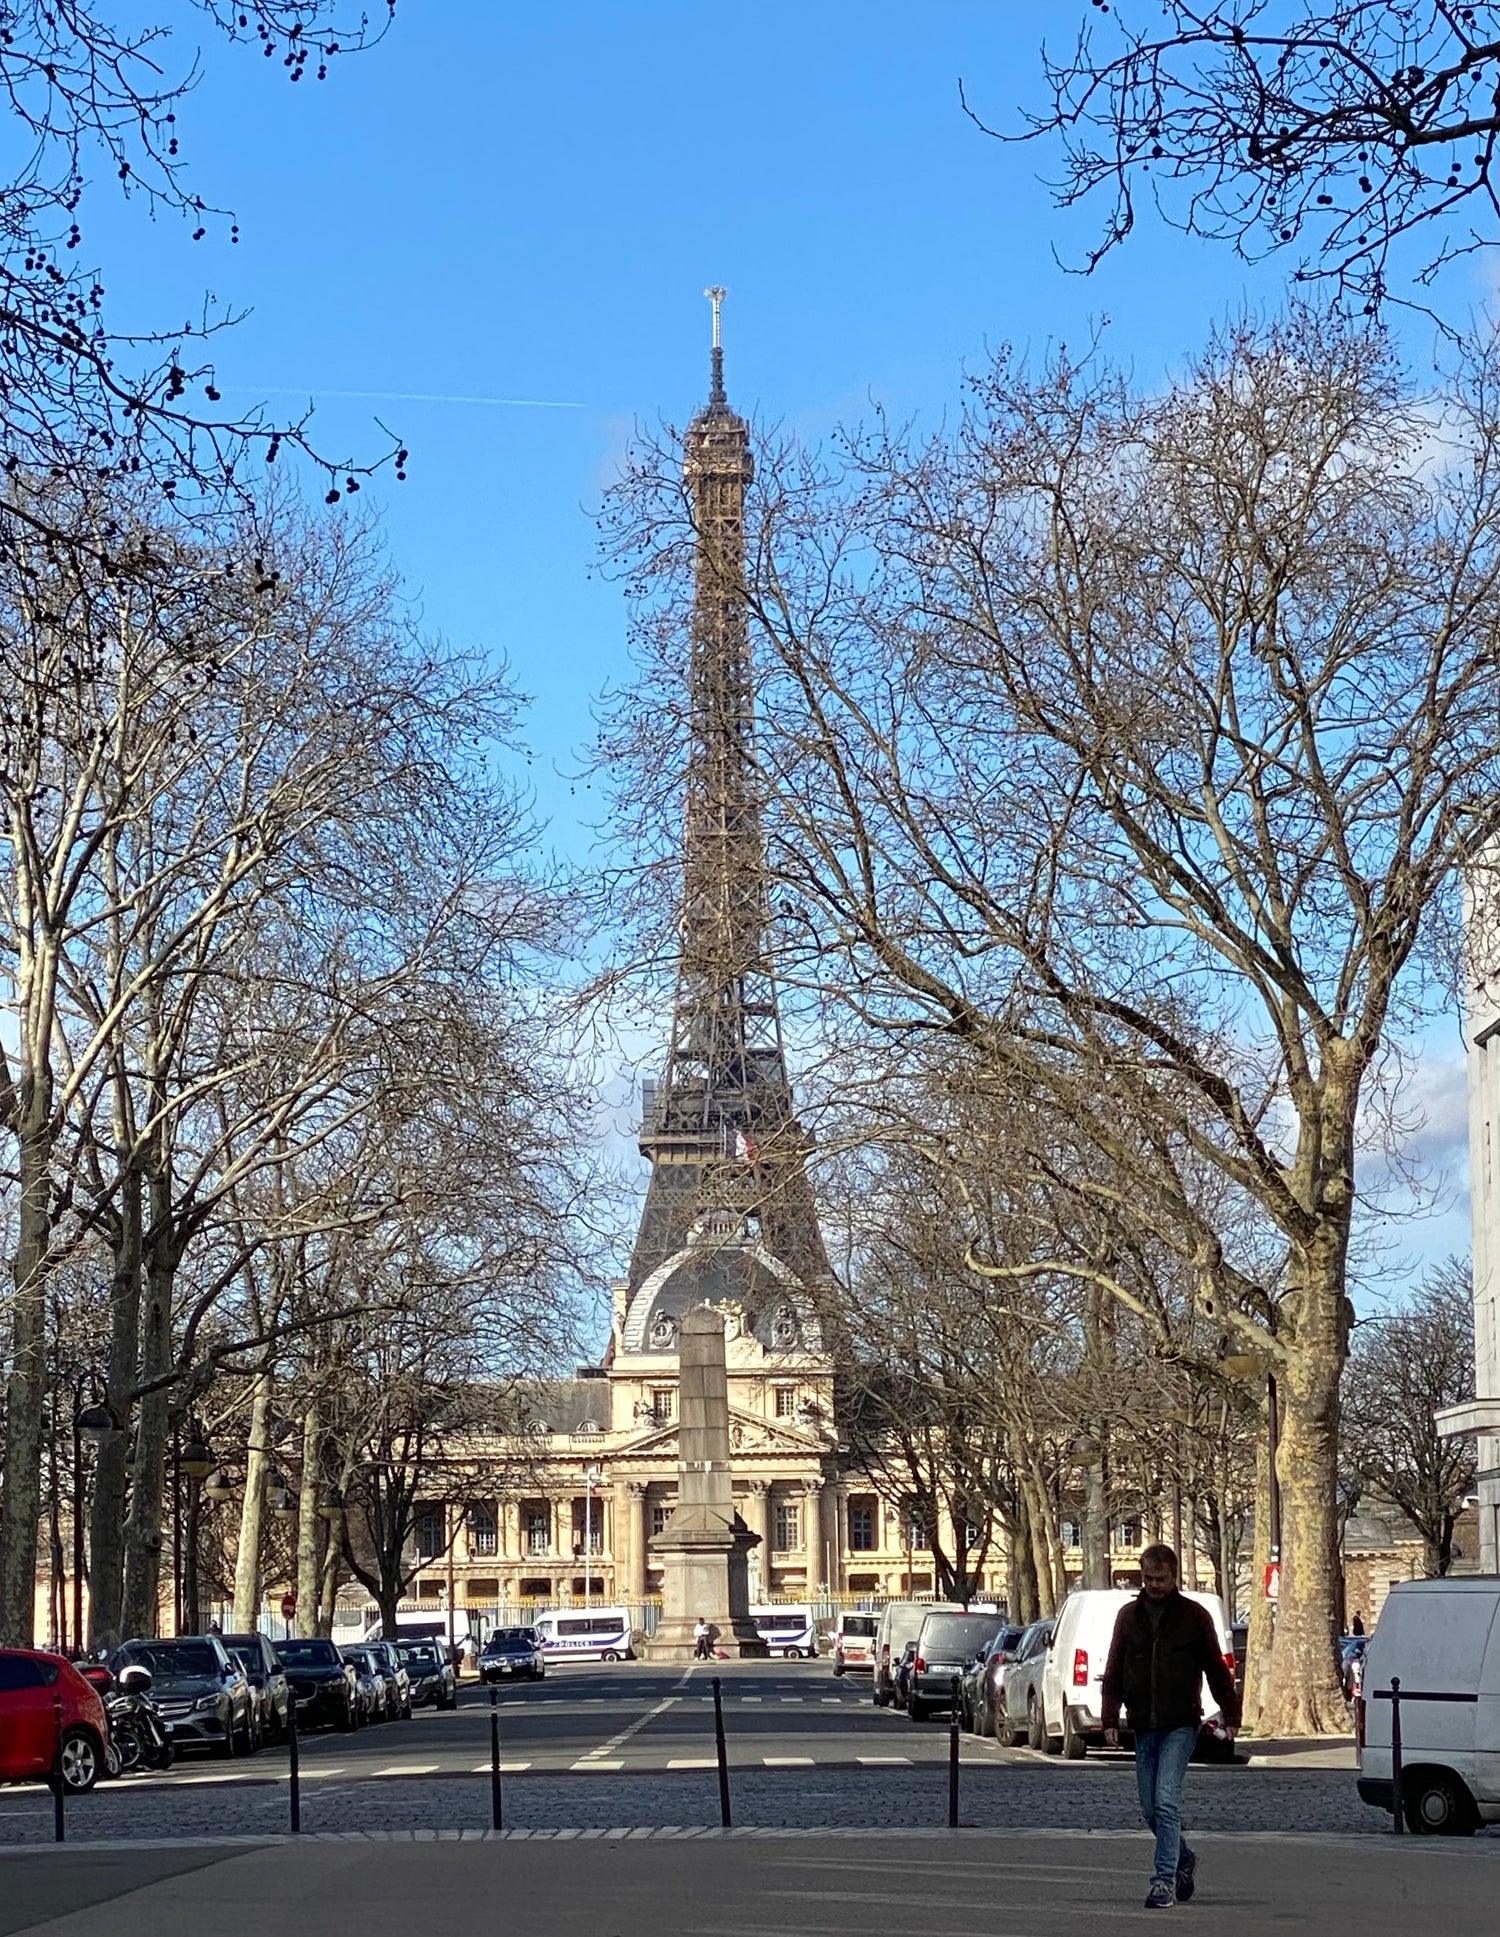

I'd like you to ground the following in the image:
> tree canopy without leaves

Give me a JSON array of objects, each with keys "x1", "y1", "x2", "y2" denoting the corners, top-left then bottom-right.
[{"x1": 999, "y1": 3, "x2": 1499, "y2": 307}]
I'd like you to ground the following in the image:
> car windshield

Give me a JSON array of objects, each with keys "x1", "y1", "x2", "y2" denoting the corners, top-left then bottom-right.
[
  {"x1": 484, "y1": 1630, "x2": 534, "y2": 1650},
  {"x1": 393, "y1": 1643, "x2": 438, "y2": 1667},
  {"x1": 919, "y1": 1615, "x2": 1004, "y2": 1656},
  {"x1": 119, "y1": 1641, "x2": 220, "y2": 1680},
  {"x1": 277, "y1": 1640, "x2": 340, "y2": 1667},
  {"x1": 227, "y1": 1648, "x2": 262, "y2": 1675},
  {"x1": 841, "y1": 1616, "x2": 877, "y2": 1637}
]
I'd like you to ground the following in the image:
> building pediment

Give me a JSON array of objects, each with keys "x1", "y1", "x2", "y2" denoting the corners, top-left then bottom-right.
[{"x1": 611, "y1": 1405, "x2": 825, "y2": 1461}]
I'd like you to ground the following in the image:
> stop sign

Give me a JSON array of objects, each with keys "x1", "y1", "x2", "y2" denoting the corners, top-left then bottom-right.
[{"x1": 280, "y1": 1593, "x2": 297, "y2": 1622}]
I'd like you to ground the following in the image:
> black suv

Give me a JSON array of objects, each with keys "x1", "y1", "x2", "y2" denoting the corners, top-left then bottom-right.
[
  {"x1": 276, "y1": 1637, "x2": 359, "y2": 1731},
  {"x1": 392, "y1": 1638, "x2": 458, "y2": 1709},
  {"x1": 112, "y1": 1636, "x2": 254, "y2": 1757}
]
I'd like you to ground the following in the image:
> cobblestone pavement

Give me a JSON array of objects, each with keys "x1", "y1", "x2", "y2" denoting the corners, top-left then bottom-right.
[{"x1": 0, "y1": 1761, "x2": 1403, "y2": 1843}]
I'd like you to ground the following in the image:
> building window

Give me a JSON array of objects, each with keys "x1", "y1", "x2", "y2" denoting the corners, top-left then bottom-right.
[
  {"x1": 467, "y1": 1578, "x2": 499, "y2": 1603},
  {"x1": 651, "y1": 1501, "x2": 673, "y2": 1538},
  {"x1": 414, "y1": 1505, "x2": 445, "y2": 1558},
  {"x1": 571, "y1": 1577, "x2": 606, "y2": 1597},
  {"x1": 963, "y1": 1520, "x2": 981, "y2": 1549},
  {"x1": 468, "y1": 1506, "x2": 497, "y2": 1557},
  {"x1": 1060, "y1": 1520, "x2": 1080, "y2": 1550},
  {"x1": 418, "y1": 1577, "x2": 443, "y2": 1602},
  {"x1": 524, "y1": 1504, "x2": 550, "y2": 1556},
  {"x1": 773, "y1": 1385, "x2": 798, "y2": 1419},
  {"x1": 848, "y1": 1498, "x2": 877, "y2": 1551},
  {"x1": 571, "y1": 1498, "x2": 603, "y2": 1554},
  {"x1": 651, "y1": 1387, "x2": 674, "y2": 1426},
  {"x1": 848, "y1": 1573, "x2": 881, "y2": 1593},
  {"x1": 774, "y1": 1502, "x2": 801, "y2": 1552},
  {"x1": 1117, "y1": 1518, "x2": 1142, "y2": 1550},
  {"x1": 519, "y1": 1577, "x2": 551, "y2": 1598}
]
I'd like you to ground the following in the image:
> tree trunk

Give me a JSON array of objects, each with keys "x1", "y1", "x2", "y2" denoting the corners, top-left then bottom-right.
[
  {"x1": 121, "y1": 1231, "x2": 175, "y2": 1638},
  {"x1": 233, "y1": 1369, "x2": 273, "y2": 1630},
  {"x1": 317, "y1": 1527, "x2": 343, "y2": 1638},
  {"x1": 1260, "y1": 1341, "x2": 1348, "y2": 1735},
  {"x1": 1240, "y1": 1409, "x2": 1276, "y2": 1734},
  {"x1": 1009, "y1": 1492, "x2": 1039, "y2": 1624},
  {"x1": 1081, "y1": 1458, "x2": 1109, "y2": 1589},
  {"x1": 0, "y1": 1105, "x2": 55, "y2": 1644},
  {"x1": 88, "y1": 1161, "x2": 143, "y2": 1648},
  {"x1": 295, "y1": 1399, "x2": 322, "y2": 1637}
]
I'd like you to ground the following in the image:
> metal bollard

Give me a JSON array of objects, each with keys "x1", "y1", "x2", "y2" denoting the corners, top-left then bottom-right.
[
  {"x1": 1389, "y1": 1677, "x2": 1403, "y2": 1836},
  {"x1": 948, "y1": 1676, "x2": 960, "y2": 1828},
  {"x1": 287, "y1": 1697, "x2": 301, "y2": 1834},
  {"x1": 490, "y1": 1686, "x2": 503, "y2": 1831},
  {"x1": 712, "y1": 1675, "x2": 732, "y2": 1829},
  {"x1": 51, "y1": 1692, "x2": 65, "y2": 1844}
]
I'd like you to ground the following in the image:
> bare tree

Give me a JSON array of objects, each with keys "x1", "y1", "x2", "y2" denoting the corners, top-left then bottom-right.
[
  {"x1": 994, "y1": 2, "x2": 1500, "y2": 308},
  {"x1": 604, "y1": 310, "x2": 1500, "y2": 1732},
  {"x1": 1343, "y1": 1256, "x2": 1477, "y2": 1576}
]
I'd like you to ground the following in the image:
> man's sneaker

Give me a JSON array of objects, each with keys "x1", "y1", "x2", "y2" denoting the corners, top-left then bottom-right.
[
  {"x1": 1175, "y1": 1849, "x2": 1197, "y2": 1903},
  {"x1": 1145, "y1": 1880, "x2": 1175, "y2": 1909}
]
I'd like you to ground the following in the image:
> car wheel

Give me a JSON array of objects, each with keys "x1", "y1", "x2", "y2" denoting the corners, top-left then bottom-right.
[
  {"x1": 602, "y1": 1650, "x2": 620, "y2": 1663},
  {"x1": 339, "y1": 1696, "x2": 357, "y2": 1732},
  {"x1": 1403, "y1": 1769, "x2": 1480, "y2": 1836},
  {"x1": 1026, "y1": 1693, "x2": 1045, "y2": 1751},
  {"x1": 994, "y1": 1696, "x2": 1012, "y2": 1747},
  {"x1": 217, "y1": 1714, "x2": 237, "y2": 1760},
  {"x1": 874, "y1": 1682, "x2": 890, "y2": 1709},
  {"x1": 104, "y1": 1739, "x2": 122, "y2": 1780},
  {"x1": 1062, "y1": 1705, "x2": 1087, "y2": 1760},
  {"x1": 833, "y1": 1661, "x2": 845, "y2": 1677},
  {"x1": 57, "y1": 1728, "x2": 103, "y2": 1793}
]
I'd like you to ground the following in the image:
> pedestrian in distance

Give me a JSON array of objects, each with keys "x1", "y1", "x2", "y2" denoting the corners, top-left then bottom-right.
[
  {"x1": 693, "y1": 1616, "x2": 712, "y2": 1660},
  {"x1": 1102, "y1": 1543, "x2": 1241, "y2": 1910},
  {"x1": 1350, "y1": 1610, "x2": 1365, "y2": 1637}
]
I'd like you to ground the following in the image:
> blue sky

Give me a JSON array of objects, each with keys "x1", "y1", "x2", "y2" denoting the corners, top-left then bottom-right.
[{"x1": 79, "y1": 1, "x2": 1475, "y2": 1289}]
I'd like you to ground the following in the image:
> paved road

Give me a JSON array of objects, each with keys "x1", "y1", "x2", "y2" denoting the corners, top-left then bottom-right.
[
  {"x1": 0, "y1": 1658, "x2": 1459, "y2": 1843},
  {"x1": 3, "y1": 1832, "x2": 1498, "y2": 1937}
]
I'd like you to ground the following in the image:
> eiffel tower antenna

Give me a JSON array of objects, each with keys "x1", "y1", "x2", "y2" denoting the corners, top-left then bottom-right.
[{"x1": 622, "y1": 294, "x2": 832, "y2": 1345}]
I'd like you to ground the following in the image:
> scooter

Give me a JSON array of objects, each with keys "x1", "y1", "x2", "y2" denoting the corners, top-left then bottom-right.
[{"x1": 105, "y1": 1664, "x2": 174, "y2": 1774}]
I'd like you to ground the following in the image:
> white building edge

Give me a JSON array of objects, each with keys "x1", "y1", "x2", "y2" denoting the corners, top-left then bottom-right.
[{"x1": 1437, "y1": 874, "x2": 1500, "y2": 1573}]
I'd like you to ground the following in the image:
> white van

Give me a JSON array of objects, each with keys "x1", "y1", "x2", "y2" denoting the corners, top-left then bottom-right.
[
  {"x1": 532, "y1": 1606, "x2": 635, "y2": 1662},
  {"x1": 751, "y1": 1604, "x2": 817, "y2": 1658},
  {"x1": 831, "y1": 1611, "x2": 878, "y2": 1675},
  {"x1": 872, "y1": 1601, "x2": 962, "y2": 1706},
  {"x1": 1356, "y1": 1576, "x2": 1500, "y2": 1834},
  {"x1": 1041, "y1": 1587, "x2": 1234, "y2": 1758}
]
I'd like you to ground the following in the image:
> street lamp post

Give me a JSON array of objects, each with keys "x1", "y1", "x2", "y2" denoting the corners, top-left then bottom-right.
[{"x1": 177, "y1": 1432, "x2": 216, "y2": 1635}]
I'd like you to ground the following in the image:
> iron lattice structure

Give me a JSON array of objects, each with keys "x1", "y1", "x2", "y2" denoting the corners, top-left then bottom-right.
[{"x1": 627, "y1": 300, "x2": 832, "y2": 1313}]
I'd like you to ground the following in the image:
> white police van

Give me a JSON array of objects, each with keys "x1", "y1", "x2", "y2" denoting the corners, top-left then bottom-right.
[
  {"x1": 751, "y1": 1604, "x2": 817, "y2": 1658},
  {"x1": 532, "y1": 1607, "x2": 635, "y2": 1662}
]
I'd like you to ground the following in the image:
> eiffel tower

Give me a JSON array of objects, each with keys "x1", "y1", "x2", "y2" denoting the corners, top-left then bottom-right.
[{"x1": 621, "y1": 290, "x2": 833, "y2": 1358}]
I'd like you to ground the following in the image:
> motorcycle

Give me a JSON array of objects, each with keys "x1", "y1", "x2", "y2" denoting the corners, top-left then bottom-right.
[{"x1": 104, "y1": 1664, "x2": 174, "y2": 1775}]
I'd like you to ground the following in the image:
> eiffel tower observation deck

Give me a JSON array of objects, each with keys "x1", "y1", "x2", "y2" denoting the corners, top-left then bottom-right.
[{"x1": 621, "y1": 290, "x2": 834, "y2": 1364}]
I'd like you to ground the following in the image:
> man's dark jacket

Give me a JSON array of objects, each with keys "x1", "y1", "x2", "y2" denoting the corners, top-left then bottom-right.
[{"x1": 1101, "y1": 1590, "x2": 1241, "y2": 1734}]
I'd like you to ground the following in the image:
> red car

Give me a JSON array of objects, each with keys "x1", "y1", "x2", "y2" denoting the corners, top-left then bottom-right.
[{"x1": 0, "y1": 1647, "x2": 109, "y2": 1792}]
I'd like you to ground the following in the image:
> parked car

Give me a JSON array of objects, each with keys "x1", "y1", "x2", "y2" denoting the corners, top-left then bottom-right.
[
  {"x1": 367, "y1": 1617, "x2": 469, "y2": 1670},
  {"x1": 1340, "y1": 1634, "x2": 1368, "y2": 1702},
  {"x1": 832, "y1": 1612, "x2": 878, "y2": 1676},
  {"x1": 276, "y1": 1637, "x2": 359, "y2": 1731},
  {"x1": 907, "y1": 1611, "x2": 1008, "y2": 1721},
  {"x1": 997, "y1": 1618, "x2": 1056, "y2": 1747},
  {"x1": 1356, "y1": 1576, "x2": 1500, "y2": 1834},
  {"x1": 479, "y1": 1628, "x2": 545, "y2": 1683},
  {"x1": 960, "y1": 1624, "x2": 1025, "y2": 1735},
  {"x1": 0, "y1": 1648, "x2": 110, "y2": 1792},
  {"x1": 112, "y1": 1636, "x2": 254, "y2": 1758},
  {"x1": 872, "y1": 1601, "x2": 962, "y2": 1708},
  {"x1": 222, "y1": 1632, "x2": 291, "y2": 1746},
  {"x1": 1037, "y1": 1587, "x2": 1235, "y2": 1760},
  {"x1": 365, "y1": 1640, "x2": 412, "y2": 1719},
  {"x1": 392, "y1": 1637, "x2": 458, "y2": 1710},
  {"x1": 341, "y1": 1645, "x2": 391, "y2": 1723}
]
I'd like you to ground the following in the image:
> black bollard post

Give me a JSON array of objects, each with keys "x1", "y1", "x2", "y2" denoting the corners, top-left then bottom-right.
[
  {"x1": 712, "y1": 1674, "x2": 732, "y2": 1829},
  {"x1": 490, "y1": 1685, "x2": 503, "y2": 1831},
  {"x1": 287, "y1": 1696, "x2": 301, "y2": 1834},
  {"x1": 51, "y1": 1692, "x2": 65, "y2": 1844},
  {"x1": 1389, "y1": 1677, "x2": 1403, "y2": 1836},
  {"x1": 948, "y1": 1677, "x2": 960, "y2": 1828}
]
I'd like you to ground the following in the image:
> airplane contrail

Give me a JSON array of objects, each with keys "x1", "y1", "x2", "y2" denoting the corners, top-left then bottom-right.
[{"x1": 232, "y1": 385, "x2": 584, "y2": 409}]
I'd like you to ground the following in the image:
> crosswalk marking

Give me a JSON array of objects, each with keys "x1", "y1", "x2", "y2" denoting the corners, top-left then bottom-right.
[
  {"x1": 570, "y1": 1759, "x2": 624, "y2": 1771},
  {"x1": 666, "y1": 1758, "x2": 719, "y2": 1770},
  {"x1": 857, "y1": 1755, "x2": 913, "y2": 1766},
  {"x1": 762, "y1": 1756, "x2": 814, "y2": 1766},
  {"x1": 373, "y1": 1764, "x2": 440, "y2": 1777},
  {"x1": 470, "y1": 1761, "x2": 531, "y2": 1773}
]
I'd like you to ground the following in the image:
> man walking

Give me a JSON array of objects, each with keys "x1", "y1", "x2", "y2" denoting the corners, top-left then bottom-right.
[
  {"x1": 1102, "y1": 1544, "x2": 1240, "y2": 1909},
  {"x1": 693, "y1": 1616, "x2": 713, "y2": 1660}
]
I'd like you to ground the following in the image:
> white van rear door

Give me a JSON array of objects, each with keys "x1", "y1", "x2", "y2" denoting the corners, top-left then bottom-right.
[{"x1": 1365, "y1": 1588, "x2": 1496, "y2": 1755}]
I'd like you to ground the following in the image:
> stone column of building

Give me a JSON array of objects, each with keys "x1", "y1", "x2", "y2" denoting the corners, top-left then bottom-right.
[
  {"x1": 625, "y1": 1483, "x2": 648, "y2": 1601},
  {"x1": 829, "y1": 1480, "x2": 849, "y2": 1596},
  {"x1": 803, "y1": 1478, "x2": 825, "y2": 1596}
]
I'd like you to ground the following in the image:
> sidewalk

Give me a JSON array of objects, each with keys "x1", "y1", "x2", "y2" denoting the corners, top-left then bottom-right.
[
  {"x1": 1242, "y1": 1734, "x2": 1358, "y2": 1770},
  {"x1": 4, "y1": 1829, "x2": 1496, "y2": 1937}
]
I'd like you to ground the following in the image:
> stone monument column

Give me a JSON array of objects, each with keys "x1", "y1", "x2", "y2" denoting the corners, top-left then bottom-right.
[
  {"x1": 642, "y1": 1306, "x2": 767, "y2": 1658},
  {"x1": 803, "y1": 1478, "x2": 825, "y2": 1596}
]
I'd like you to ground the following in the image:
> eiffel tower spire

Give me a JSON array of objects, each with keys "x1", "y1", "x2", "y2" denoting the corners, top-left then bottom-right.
[{"x1": 623, "y1": 291, "x2": 832, "y2": 1349}]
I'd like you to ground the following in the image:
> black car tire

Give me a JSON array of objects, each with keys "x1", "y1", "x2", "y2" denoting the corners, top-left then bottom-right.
[
  {"x1": 1403, "y1": 1769, "x2": 1480, "y2": 1836},
  {"x1": 1026, "y1": 1693, "x2": 1045, "y2": 1751},
  {"x1": 339, "y1": 1694, "x2": 357, "y2": 1732},
  {"x1": 602, "y1": 1650, "x2": 620, "y2": 1663},
  {"x1": 833, "y1": 1661, "x2": 845, "y2": 1677},
  {"x1": 874, "y1": 1682, "x2": 891, "y2": 1709},
  {"x1": 217, "y1": 1712, "x2": 237, "y2": 1759},
  {"x1": 54, "y1": 1727, "x2": 104, "y2": 1794},
  {"x1": 1062, "y1": 1705, "x2": 1087, "y2": 1760},
  {"x1": 994, "y1": 1695, "x2": 1013, "y2": 1747}
]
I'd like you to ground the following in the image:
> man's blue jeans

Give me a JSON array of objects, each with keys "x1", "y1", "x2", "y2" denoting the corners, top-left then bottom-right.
[{"x1": 1134, "y1": 1726, "x2": 1197, "y2": 1884}]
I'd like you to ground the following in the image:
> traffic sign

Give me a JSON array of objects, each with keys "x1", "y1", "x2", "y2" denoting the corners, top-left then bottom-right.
[{"x1": 280, "y1": 1592, "x2": 297, "y2": 1622}]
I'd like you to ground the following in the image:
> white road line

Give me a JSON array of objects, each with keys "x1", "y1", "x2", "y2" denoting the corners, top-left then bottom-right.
[
  {"x1": 779, "y1": 1697, "x2": 804, "y2": 1704},
  {"x1": 673, "y1": 1665, "x2": 697, "y2": 1691},
  {"x1": 740, "y1": 1696, "x2": 762, "y2": 1704},
  {"x1": 470, "y1": 1761, "x2": 531, "y2": 1773},
  {"x1": 666, "y1": 1758, "x2": 719, "y2": 1770},
  {"x1": 576, "y1": 1694, "x2": 679, "y2": 1763},
  {"x1": 762, "y1": 1756, "x2": 814, "y2": 1766},
  {"x1": 571, "y1": 1759, "x2": 625, "y2": 1771},
  {"x1": 821, "y1": 1698, "x2": 843, "y2": 1704},
  {"x1": 857, "y1": 1756, "x2": 912, "y2": 1766},
  {"x1": 372, "y1": 1764, "x2": 439, "y2": 1777}
]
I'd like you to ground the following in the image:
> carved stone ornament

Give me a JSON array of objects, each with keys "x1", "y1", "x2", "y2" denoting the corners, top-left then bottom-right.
[
  {"x1": 770, "y1": 1303, "x2": 799, "y2": 1349},
  {"x1": 649, "y1": 1309, "x2": 678, "y2": 1350}
]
